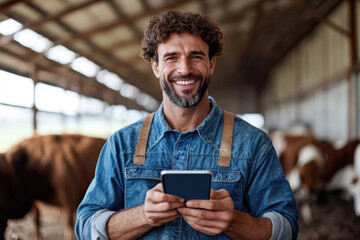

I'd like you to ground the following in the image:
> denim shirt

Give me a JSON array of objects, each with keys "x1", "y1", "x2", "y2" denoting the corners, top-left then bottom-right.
[{"x1": 76, "y1": 97, "x2": 298, "y2": 240}]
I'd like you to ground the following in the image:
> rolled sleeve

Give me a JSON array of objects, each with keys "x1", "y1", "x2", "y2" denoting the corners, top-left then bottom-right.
[
  {"x1": 90, "y1": 209, "x2": 117, "y2": 240},
  {"x1": 75, "y1": 137, "x2": 125, "y2": 240},
  {"x1": 262, "y1": 211, "x2": 292, "y2": 240}
]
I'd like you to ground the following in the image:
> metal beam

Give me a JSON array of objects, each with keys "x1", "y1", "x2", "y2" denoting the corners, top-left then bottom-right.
[{"x1": 294, "y1": 0, "x2": 350, "y2": 37}]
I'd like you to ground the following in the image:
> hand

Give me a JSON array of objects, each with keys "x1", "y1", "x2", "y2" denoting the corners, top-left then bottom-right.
[
  {"x1": 143, "y1": 183, "x2": 185, "y2": 226},
  {"x1": 177, "y1": 189, "x2": 234, "y2": 235}
]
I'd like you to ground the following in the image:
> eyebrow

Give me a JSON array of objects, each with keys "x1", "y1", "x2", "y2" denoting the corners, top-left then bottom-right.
[
  {"x1": 163, "y1": 51, "x2": 206, "y2": 58},
  {"x1": 163, "y1": 52, "x2": 178, "y2": 58},
  {"x1": 190, "y1": 51, "x2": 205, "y2": 56}
]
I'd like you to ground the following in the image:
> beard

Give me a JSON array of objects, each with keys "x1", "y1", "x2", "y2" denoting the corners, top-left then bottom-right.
[{"x1": 160, "y1": 73, "x2": 211, "y2": 108}]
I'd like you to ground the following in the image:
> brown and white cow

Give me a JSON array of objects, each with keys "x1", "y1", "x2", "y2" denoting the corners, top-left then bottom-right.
[
  {"x1": 278, "y1": 135, "x2": 360, "y2": 222},
  {"x1": 0, "y1": 134, "x2": 106, "y2": 240},
  {"x1": 326, "y1": 140, "x2": 360, "y2": 216}
]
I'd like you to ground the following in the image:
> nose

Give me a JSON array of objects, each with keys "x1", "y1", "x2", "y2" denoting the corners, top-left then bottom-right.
[{"x1": 177, "y1": 57, "x2": 192, "y2": 75}]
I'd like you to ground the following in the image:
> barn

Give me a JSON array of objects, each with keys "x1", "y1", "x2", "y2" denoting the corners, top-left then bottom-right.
[{"x1": 0, "y1": 0, "x2": 359, "y2": 239}]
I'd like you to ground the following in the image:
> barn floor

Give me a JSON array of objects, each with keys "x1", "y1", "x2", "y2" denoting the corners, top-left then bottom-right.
[
  {"x1": 4, "y1": 191, "x2": 360, "y2": 240},
  {"x1": 298, "y1": 190, "x2": 360, "y2": 240}
]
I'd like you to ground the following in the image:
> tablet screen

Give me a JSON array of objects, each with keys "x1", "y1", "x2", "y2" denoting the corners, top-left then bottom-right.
[{"x1": 161, "y1": 170, "x2": 212, "y2": 201}]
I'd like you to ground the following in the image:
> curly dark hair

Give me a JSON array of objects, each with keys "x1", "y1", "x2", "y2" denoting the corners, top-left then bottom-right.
[{"x1": 141, "y1": 11, "x2": 223, "y2": 63}]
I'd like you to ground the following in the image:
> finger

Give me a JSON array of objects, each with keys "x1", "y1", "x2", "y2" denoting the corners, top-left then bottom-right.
[
  {"x1": 211, "y1": 188, "x2": 230, "y2": 200},
  {"x1": 210, "y1": 188, "x2": 216, "y2": 199},
  {"x1": 186, "y1": 196, "x2": 233, "y2": 211},
  {"x1": 186, "y1": 199, "x2": 221, "y2": 211},
  {"x1": 145, "y1": 201, "x2": 185, "y2": 212},
  {"x1": 153, "y1": 183, "x2": 164, "y2": 192},
  {"x1": 178, "y1": 207, "x2": 231, "y2": 222},
  {"x1": 183, "y1": 216, "x2": 229, "y2": 230},
  {"x1": 146, "y1": 209, "x2": 180, "y2": 226},
  {"x1": 147, "y1": 210, "x2": 179, "y2": 219},
  {"x1": 147, "y1": 189, "x2": 184, "y2": 204},
  {"x1": 190, "y1": 224, "x2": 225, "y2": 235},
  {"x1": 182, "y1": 215, "x2": 229, "y2": 235}
]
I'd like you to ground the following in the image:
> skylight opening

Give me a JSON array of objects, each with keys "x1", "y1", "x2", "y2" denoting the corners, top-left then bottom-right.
[
  {"x1": 71, "y1": 57, "x2": 100, "y2": 77},
  {"x1": 0, "y1": 18, "x2": 22, "y2": 35},
  {"x1": 120, "y1": 83, "x2": 140, "y2": 99},
  {"x1": 46, "y1": 45, "x2": 76, "y2": 64},
  {"x1": 96, "y1": 70, "x2": 123, "y2": 91},
  {"x1": 62, "y1": 90, "x2": 80, "y2": 116},
  {"x1": 136, "y1": 93, "x2": 158, "y2": 111},
  {"x1": 79, "y1": 96, "x2": 105, "y2": 115},
  {"x1": 0, "y1": 70, "x2": 33, "y2": 107},
  {"x1": 238, "y1": 113, "x2": 265, "y2": 129},
  {"x1": 35, "y1": 83, "x2": 65, "y2": 113},
  {"x1": 14, "y1": 29, "x2": 52, "y2": 53}
]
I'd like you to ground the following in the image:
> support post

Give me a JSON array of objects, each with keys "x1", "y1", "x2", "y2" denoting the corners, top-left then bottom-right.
[
  {"x1": 348, "y1": 0, "x2": 358, "y2": 139},
  {"x1": 30, "y1": 64, "x2": 38, "y2": 136}
]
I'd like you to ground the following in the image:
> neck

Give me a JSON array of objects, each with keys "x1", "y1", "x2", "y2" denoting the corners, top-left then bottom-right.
[{"x1": 163, "y1": 94, "x2": 211, "y2": 132}]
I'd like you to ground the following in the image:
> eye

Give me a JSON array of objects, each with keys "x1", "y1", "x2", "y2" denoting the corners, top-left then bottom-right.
[
  {"x1": 191, "y1": 55, "x2": 203, "y2": 60},
  {"x1": 165, "y1": 56, "x2": 177, "y2": 62}
]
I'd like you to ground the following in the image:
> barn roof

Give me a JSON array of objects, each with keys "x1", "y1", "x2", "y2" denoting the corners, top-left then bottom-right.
[{"x1": 0, "y1": 0, "x2": 344, "y2": 112}]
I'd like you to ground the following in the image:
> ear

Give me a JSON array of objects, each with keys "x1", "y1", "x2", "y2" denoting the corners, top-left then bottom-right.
[
  {"x1": 209, "y1": 56, "x2": 216, "y2": 75},
  {"x1": 151, "y1": 59, "x2": 160, "y2": 78}
]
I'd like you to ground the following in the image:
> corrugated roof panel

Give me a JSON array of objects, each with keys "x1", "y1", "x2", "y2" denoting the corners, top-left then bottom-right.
[
  {"x1": 91, "y1": 26, "x2": 134, "y2": 47},
  {"x1": 115, "y1": 0, "x2": 144, "y2": 16},
  {"x1": 87, "y1": 1, "x2": 118, "y2": 24},
  {"x1": 134, "y1": 16, "x2": 151, "y2": 33},
  {"x1": 114, "y1": 43, "x2": 141, "y2": 60},
  {"x1": 41, "y1": 22, "x2": 73, "y2": 40},
  {"x1": 175, "y1": 1, "x2": 202, "y2": 13},
  {"x1": 62, "y1": 8, "x2": 102, "y2": 32},
  {"x1": 145, "y1": 0, "x2": 166, "y2": 9},
  {"x1": 10, "y1": 4, "x2": 42, "y2": 22},
  {"x1": 32, "y1": 0, "x2": 69, "y2": 15}
]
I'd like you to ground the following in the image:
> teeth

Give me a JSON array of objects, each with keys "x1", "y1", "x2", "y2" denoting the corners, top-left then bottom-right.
[{"x1": 175, "y1": 80, "x2": 195, "y2": 85}]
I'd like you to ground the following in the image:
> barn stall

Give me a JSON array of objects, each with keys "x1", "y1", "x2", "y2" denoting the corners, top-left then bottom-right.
[{"x1": 0, "y1": 0, "x2": 360, "y2": 239}]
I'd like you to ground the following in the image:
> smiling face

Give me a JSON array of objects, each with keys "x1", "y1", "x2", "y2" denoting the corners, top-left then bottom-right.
[{"x1": 151, "y1": 33, "x2": 216, "y2": 108}]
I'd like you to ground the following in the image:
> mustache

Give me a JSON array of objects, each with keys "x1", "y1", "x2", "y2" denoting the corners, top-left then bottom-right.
[{"x1": 168, "y1": 73, "x2": 203, "y2": 82}]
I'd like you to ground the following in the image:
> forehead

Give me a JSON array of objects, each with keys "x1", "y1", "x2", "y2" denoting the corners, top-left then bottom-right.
[{"x1": 157, "y1": 33, "x2": 209, "y2": 57}]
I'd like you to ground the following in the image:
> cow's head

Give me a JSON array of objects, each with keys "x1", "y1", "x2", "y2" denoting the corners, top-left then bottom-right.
[
  {"x1": 0, "y1": 147, "x2": 32, "y2": 238},
  {"x1": 0, "y1": 153, "x2": 14, "y2": 238}
]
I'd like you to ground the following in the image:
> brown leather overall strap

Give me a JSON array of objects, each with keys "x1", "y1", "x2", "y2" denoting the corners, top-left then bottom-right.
[
  {"x1": 133, "y1": 111, "x2": 235, "y2": 166},
  {"x1": 133, "y1": 112, "x2": 155, "y2": 165},
  {"x1": 217, "y1": 111, "x2": 235, "y2": 167}
]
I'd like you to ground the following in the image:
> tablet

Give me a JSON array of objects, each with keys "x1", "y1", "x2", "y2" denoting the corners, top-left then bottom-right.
[{"x1": 161, "y1": 170, "x2": 212, "y2": 201}]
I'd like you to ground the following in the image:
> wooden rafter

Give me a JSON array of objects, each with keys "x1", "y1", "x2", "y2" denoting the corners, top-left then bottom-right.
[
  {"x1": 0, "y1": 42, "x2": 145, "y2": 110},
  {"x1": 293, "y1": 0, "x2": 350, "y2": 37},
  {"x1": 56, "y1": 0, "x2": 195, "y2": 45},
  {"x1": 0, "y1": 0, "x2": 104, "y2": 47},
  {"x1": 0, "y1": 0, "x2": 32, "y2": 13},
  {"x1": 107, "y1": 0, "x2": 141, "y2": 37},
  {"x1": 27, "y1": 0, "x2": 104, "y2": 29}
]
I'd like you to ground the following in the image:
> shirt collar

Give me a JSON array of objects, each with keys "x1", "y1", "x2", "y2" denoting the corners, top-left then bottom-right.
[
  {"x1": 196, "y1": 97, "x2": 222, "y2": 144},
  {"x1": 152, "y1": 96, "x2": 222, "y2": 144}
]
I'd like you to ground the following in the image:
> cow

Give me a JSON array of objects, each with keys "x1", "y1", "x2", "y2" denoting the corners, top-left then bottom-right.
[
  {"x1": 326, "y1": 140, "x2": 360, "y2": 216},
  {"x1": 280, "y1": 136, "x2": 360, "y2": 223},
  {"x1": 273, "y1": 132, "x2": 335, "y2": 223},
  {"x1": 0, "y1": 134, "x2": 106, "y2": 240}
]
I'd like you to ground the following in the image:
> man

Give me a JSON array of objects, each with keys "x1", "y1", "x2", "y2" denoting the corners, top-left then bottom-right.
[{"x1": 75, "y1": 11, "x2": 298, "y2": 239}]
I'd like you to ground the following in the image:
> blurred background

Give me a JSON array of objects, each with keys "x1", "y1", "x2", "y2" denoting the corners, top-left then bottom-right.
[{"x1": 0, "y1": 0, "x2": 359, "y2": 239}]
